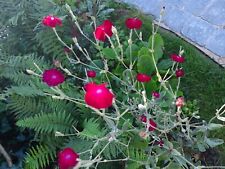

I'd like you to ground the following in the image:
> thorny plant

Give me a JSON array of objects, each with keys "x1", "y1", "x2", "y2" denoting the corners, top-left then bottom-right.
[{"x1": 26, "y1": 4, "x2": 225, "y2": 169}]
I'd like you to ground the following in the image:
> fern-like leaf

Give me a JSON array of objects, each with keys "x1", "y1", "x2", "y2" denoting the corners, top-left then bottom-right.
[
  {"x1": 24, "y1": 144, "x2": 56, "y2": 169},
  {"x1": 8, "y1": 95, "x2": 49, "y2": 119},
  {"x1": 93, "y1": 140, "x2": 126, "y2": 160},
  {"x1": 80, "y1": 118, "x2": 107, "y2": 140},
  {"x1": 65, "y1": 137, "x2": 94, "y2": 160},
  {"x1": 6, "y1": 85, "x2": 45, "y2": 97},
  {"x1": 35, "y1": 29, "x2": 65, "y2": 59},
  {"x1": 8, "y1": 95, "x2": 78, "y2": 119},
  {"x1": 16, "y1": 111, "x2": 76, "y2": 134},
  {"x1": 0, "y1": 53, "x2": 49, "y2": 85},
  {"x1": 126, "y1": 148, "x2": 148, "y2": 169}
]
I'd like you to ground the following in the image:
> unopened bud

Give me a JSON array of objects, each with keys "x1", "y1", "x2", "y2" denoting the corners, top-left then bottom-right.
[
  {"x1": 52, "y1": 95, "x2": 64, "y2": 100},
  {"x1": 193, "y1": 112, "x2": 198, "y2": 116},
  {"x1": 138, "y1": 104, "x2": 146, "y2": 110},
  {"x1": 139, "y1": 131, "x2": 148, "y2": 139},
  {"x1": 55, "y1": 131, "x2": 64, "y2": 137},
  {"x1": 100, "y1": 70, "x2": 107, "y2": 74},
  {"x1": 128, "y1": 39, "x2": 132, "y2": 45},
  {"x1": 78, "y1": 46, "x2": 83, "y2": 51},
  {"x1": 179, "y1": 49, "x2": 185, "y2": 56},
  {"x1": 160, "y1": 7, "x2": 165, "y2": 16},
  {"x1": 112, "y1": 26, "x2": 118, "y2": 35},
  {"x1": 141, "y1": 91, "x2": 146, "y2": 95},
  {"x1": 181, "y1": 128, "x2": 186, "y2": 133},
  {"x1": 53, "y1": 60, "x2": 61, "y2": 67},
  {"x1": 176, "y1": 97, "x2": 185, "y2": 107},
  {"x1": 142, "y1": 91, "x2": 147, "y2": 103},
  {"x1": 63, "y1": 68, "x2": 72, "y2": 75},
  {"x1": 90, "y1": 16, "x2": 96, "y2": 22},
  {"x1": 195, "y1": 116, "x2": 200, "y2": 119},
  {"x1": 26, "y1": 69, "x2": 35, "y2": 75},
  {"x1": 139, "y1": 32, "x2": 142, "y2": 41},
  {"x1": 65, "y1": 4, "x2": 71, "y2": 11},
  {"x1": 73, "y1": 37, "x2": 78, "y2": 44}
]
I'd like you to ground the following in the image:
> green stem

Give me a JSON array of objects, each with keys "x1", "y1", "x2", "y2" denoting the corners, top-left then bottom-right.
[
  {"x1": 53, "y1": 28, "x2": 80, "y2": 62},
  {"x1": 107, "y1": 35, "x2": 129, "y2": 69}
]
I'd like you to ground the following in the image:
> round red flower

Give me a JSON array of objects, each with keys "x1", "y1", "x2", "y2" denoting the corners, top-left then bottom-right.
[
  {"x1": 87, "y1": 70, "x2": 96, "y2": 78},
  {"x1": 136, "y1": 73, "x2": 151, "y2": 82},
  {"x1": 152, "y1": 91, "x2": 160, "y2": 99},
  {"x1": 170, "y1": 54, "x2": 185, "y2": 63},
  {"x1": 42, "y1": 68, "x2": 65, "y2": 86},
  {"x1": 103, "y1": 20, "x2": 113, "y2": 37},
  {"x1": 42, "y1": 15, "x2": 62, "y2": 28},
  {"x1": 58, "y1": 148, "x2": 79, "y2": 169},
  {"x1": 125, "y1": 18, "x2": 143, "y2": 29},
  {"x1": 175, "y1": 69, "x2": 185, "y2": 78},
  {"x1": 85, "y1": 83, "x2": 114, "y2": 109},
  {"x1": 149, "y1": 119, "x2": 157, "y2": 132},
  {"x1": 94, "y1": 20, "x2": 113, "y2": 41},
  {"x1": 84, "y1": 82, "x2": 95, "y2": 91}
]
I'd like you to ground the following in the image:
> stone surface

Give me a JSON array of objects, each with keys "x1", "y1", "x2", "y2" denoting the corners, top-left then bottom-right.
[
  {"x1": 163, "y1": 7, "x2": 193, "y2": 33},
  {"x1": 201, "y1": 0, "x2": 225, "y2": 26},
  {"x1": 120, "y1": 0, "x2": 225, "y2": 59},
  {"x1": 181, "y1": 0, "x2": 210, "y2": 16},
  {"x1": 181, "y1": 17, "x2": 216, "y2": 46},
  {"x1": 206, "y1": 30, "x2": 225, "y2": 57},
  {"x1": 138, "y1": 0, "x2": 163, "y2": 17}
]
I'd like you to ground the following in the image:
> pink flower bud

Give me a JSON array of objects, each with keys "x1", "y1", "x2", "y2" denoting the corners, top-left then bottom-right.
[{"x1": 176, "y1": 97, "x2": 185, "y2": 107}]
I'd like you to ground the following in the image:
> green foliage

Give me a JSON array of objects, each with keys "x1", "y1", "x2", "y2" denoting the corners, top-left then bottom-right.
[
  {"x1": 0, "y1": 0, "x2": 119, "y2": 168},
  {"x1": 80, "y1": 118, "x2": 107, "y2": 140},
  {"x1": 66, "y1": 137, "x2": 94, "y2": 159},
  {"x1": 102, "y1": 48, "x2": 117, "y2": 60},
  {"x1": 137, "y1": 47, "x2": 155, "y2": 75},
  {"x1": 207, "y1": 123, "x2": 224, "y2": 130},
  {"x1": 112, "y1": 5, "x2": 225, "y2": 166},
  {"x1": 125, "y1": 44, "x2": 139, "y2": 59},
  {"x1": 0, "y1": 53, "x2": 48, "y2": 85},
  {"x1": 157, "y1": 59, "x2": 173, "y2": 70},
  {"x1": 0, "y1": 0, "x2": 62, "y2": 55},
  {"x1": 35, "y1": 29, "x2": 66, "y2": 60},
  {"x1": 181, "y1": 100, "x2": 199, "y2": 116},
  {"x1": 92, "y1": 140, "x2": 124, "y2": 159},
  {"x1": 17, "y1": 111, "x2": 76, "y2": 134},
  {"x1": 7, "y1": 96, "x2": 46, "y2": 119},
  {"x1": 160, "y1": 25, "x2": 225, "y2": 121},
  {"x1": 205, "y1": 138, "x2": 224, "y2": 148},
  {"x1": 7, "y1": 95, "x2": 75, "y2": 119},
  {"x1": 137, "y1": 33, "x2": 164, "y2": 75},
  {"x1": 126, "y1": 148, "x2": 147, "y2": 169},
  {"x1": 24, "y1": 144, "x2": 56, "y2": 169},
  {"x1": 125, "y1": 133, "x2": 149, "y2": 169},
  {"x1": 148, "y1": 33, "x2": 164, "y2": 61},
  {"x1": 7, "y1": 85, "x2": 45, "y2": 97},
  {"x1": 1, "y1": 0, "x2": 225, "y2": 168}
]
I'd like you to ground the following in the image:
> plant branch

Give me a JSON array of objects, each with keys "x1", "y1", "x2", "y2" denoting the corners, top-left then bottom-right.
[{"x1": 0, "y1": 143, "x2": 13, "y2": 168}]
